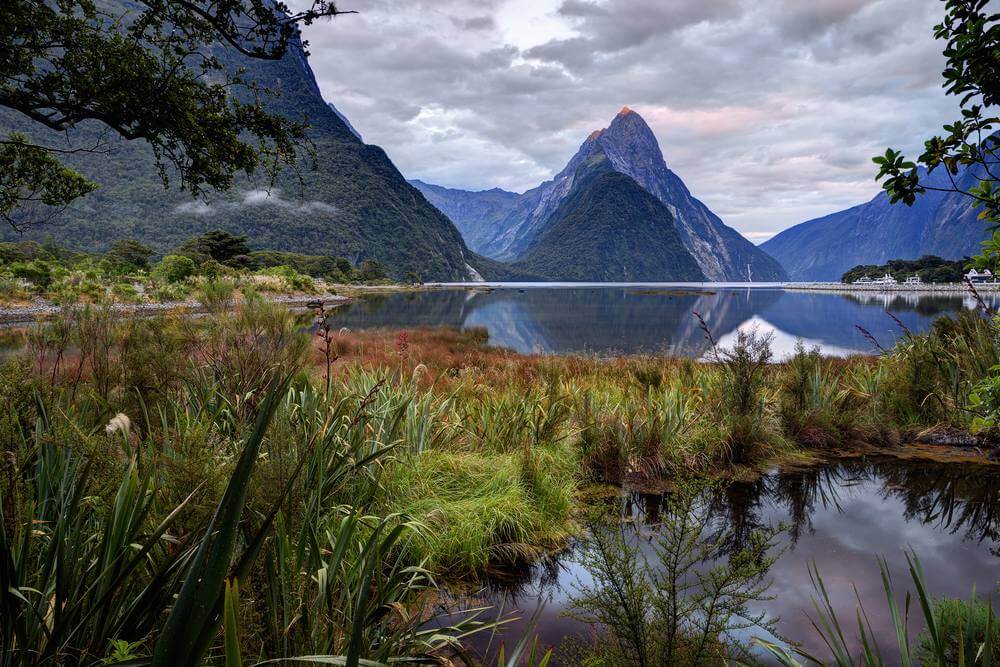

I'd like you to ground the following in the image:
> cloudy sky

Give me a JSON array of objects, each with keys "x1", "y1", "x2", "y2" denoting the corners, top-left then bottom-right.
[{"x1": 296, "y1": 0, "x2": 959, "y2": 242}]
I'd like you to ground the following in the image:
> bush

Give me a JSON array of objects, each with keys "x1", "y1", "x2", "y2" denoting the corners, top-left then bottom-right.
[
  {"x1": 0, "y1": 277, "x2": 31, "y2": 302},
  {"x1": 568, "y1": 484, "x2": 783, "y2": 666},
  {"x1": 151, "y1": 281, "x2": 191, "y2": 302},
  {"x1": 358, "y1": 259, "x2": 388, "y2": 282},
  {"x1": 111, "y1": 282, "x2": 142, "y2": 303},
  {"x1": 154, "y1": 255, "x2": 196, "y2": 284},
  {"x1": 9, "y1": 260, "x2": 53, "y2": 288},
  {"x1": 916, "y1": 597, "x2": 1000, "y2": 666},
  {"x1": 779, "y1": 342, "x2": 853, "y2": 448},
  {"x1": 259, "y1": 265, "x2": 314, "y2": 292},
  {"x1": 50, "y1": 271, "x2": 103, "y2": 304},
  {"x1": 719, "y1": 328, "x2": 773, "y2": 417},
  {"x1": 195, "y1": 279, "x2": 235, "y2": 313},
  {"x1": 105, "y1": 239, "x2": 153, "y2": 273}
]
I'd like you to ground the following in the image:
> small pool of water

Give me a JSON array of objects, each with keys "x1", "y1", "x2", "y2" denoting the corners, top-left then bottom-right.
[
  {"x1": 330, "y1": 285, "x2": 996, "y2": 358},
  {"x1": 448, "y1": 456, "x2": 1000, "y2": 664}
]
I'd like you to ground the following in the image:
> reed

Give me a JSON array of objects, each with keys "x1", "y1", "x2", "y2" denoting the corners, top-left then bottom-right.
[
  {"x1": 756, "y1": 548, "x2": 996, "y2": 667},
  {"x1": 5, "y1": 296, "x2": 1000, "y2": 662}
]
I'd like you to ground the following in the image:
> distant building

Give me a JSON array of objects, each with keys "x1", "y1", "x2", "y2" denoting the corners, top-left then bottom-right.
[{"x1": 965, "y1": 268, "x2": 994, "y2": 283}]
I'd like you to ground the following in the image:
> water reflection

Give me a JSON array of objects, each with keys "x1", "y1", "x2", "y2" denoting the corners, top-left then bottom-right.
[
  {"x1": 469, "y1": 458, "x2": 1000, "y2": 664},
  {"x1": 329, "y1": 286, "x2": 997, "y2": 357}
]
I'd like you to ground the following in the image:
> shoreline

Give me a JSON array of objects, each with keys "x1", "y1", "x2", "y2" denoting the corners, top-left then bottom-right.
[
  {"x1": 0, "y1": 292, "x2": 351, "y2": 325},
  {"x1": 783, "y1": 281, "x2": 1000, "y2": 293}
]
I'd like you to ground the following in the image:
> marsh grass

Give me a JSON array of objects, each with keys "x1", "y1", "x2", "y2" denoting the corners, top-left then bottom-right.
[
  {"x1": 5, "y1": 299, "x2": 1000, "y2": 663},
  {"x1": 758, "y1": 548, "x2": 996, "y2": 667}
]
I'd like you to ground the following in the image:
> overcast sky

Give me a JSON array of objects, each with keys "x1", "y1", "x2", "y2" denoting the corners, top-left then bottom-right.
[{"x1": 296, "y1": 0, "x2": 959, "y2": 242}]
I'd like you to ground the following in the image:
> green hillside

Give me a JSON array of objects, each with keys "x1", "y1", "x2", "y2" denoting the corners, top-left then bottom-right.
[{"x1": 0, "y1": 17, "x2": 479, "y2": 282}]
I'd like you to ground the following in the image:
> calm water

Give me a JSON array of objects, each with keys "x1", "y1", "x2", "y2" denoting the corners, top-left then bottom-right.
[
  {"x1": 458, "y1": 457, "x2": 1000, "y2": 664},
  {"x1": 330, "y1": 284, "x2": 996, "y2": 358}
]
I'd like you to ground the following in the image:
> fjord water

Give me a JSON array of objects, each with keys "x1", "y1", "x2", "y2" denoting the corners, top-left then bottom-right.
[
  {"x1": 333, "y1": 284, "x2": 1000, "y2": 662},
  {"x1": 464, "y1": 457, "x2": 1000, "y2": 664},
  {"x1": 329, "y1": 284, "x2": 997, "y2": 358}
]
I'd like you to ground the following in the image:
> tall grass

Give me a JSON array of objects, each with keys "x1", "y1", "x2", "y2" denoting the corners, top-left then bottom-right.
[
  {"x1": 1, "y1": 300, "x2": 540, "y2": 664},
  {"x1": 757, "y1": 548, "x2": 995, "y2": 667},
  {"x1": 6, "y1": 297, "x2": 1000, "y2": 662}
]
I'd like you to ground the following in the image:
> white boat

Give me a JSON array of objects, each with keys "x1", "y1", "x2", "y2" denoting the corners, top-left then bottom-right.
[{"x1": 873, "y1": 273, "x2": 897, "y2": 285}]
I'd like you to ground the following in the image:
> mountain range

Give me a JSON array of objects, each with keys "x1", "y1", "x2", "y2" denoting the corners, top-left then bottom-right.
[
  {"x1": 412, "y1": 107, "x2": 788, "y2": 282},
  {"x1": 761, "y1": 164, "x2": 987, "y2": 281},
  {"x1": 12, "y1": 4, "x2": 987, "y2": 285}
]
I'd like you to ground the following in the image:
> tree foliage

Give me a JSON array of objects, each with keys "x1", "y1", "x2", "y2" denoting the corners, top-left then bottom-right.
[
  {"x1": 840, "y1": 255, "x2": 972, "y2": 284},
  {"x1": 874, "y1": 0, "x2": 1000, "y2": 265},
  {"x1": 178, "y1": 230, "x2": 252, "y2": 264},
  {"x1": 106, "y1": 238, "x2": 154, "y2": 271},
  {"x1": 0, "y1": 0, "x2": 352, "y2": 230}
]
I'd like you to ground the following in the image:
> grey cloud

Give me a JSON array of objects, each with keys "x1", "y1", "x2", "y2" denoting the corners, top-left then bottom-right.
[
  {"x1": 555, "y1": 0, "x2": 742, "y2": 52},
  {"x1": 298, "y1": 0, "x2": 961, "y2": 238},
  {"x1": 770, "y1": 0, "x2": 875, "y2": 41},
  {"x1": 458, "y1": 15, "x2": 496, "y2": 30}
]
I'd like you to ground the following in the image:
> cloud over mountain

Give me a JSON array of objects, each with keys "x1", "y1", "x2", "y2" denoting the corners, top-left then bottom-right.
[{"x1": 298, "y1": 0, "x2": 958, "y2": 242}]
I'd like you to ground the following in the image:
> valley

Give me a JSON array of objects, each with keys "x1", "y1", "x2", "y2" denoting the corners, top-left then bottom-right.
[{"x1": 4, "y1": 0, "x2": 1000, "y2": 665}]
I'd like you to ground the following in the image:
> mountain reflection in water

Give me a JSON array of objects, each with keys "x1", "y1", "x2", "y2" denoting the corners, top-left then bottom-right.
[
  {"x1": 329, "y1": 286, "x2": 998, "y2": 357},
  {"x1": 455, "y1": 458, "x2": 1000, "y2": 665}
]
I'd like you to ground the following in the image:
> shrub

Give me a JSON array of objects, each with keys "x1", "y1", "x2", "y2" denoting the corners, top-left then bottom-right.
[
  {"x1": 0, "y1": 276, "x2": 31, "y2": 302},
  {"x1": 568, "y1": 483, "x2": 784, "y2": 666},
  {"x1": 195, "y1": 278, "x2": 235, "y2": 313},
  {"x1": 50, "y1": 271, "x2": 103, "y2": 304},
  {"x1": 709, "y1": 328, "x2": 788, "y2": 465},
  {"x1": 105, "y1": 238, "x2": 153, "y2": 273},
  {"x1": 358, "y1": 259, "x2": 388, "y2": 282},
  {"x1": 719, "y1": 328, "x2": 773, "y2": 417},
  {"x1": 970, "y1": 365, "x2": 1000, "y2": 432},
  {"x1": 260, "y1": 265, "x2": 314, "y2": 291},
  {"x1": 111, "y1": 282, "x2": 142, "y2": 303},
  {"x1": 779, "y1": 342, "x2": 853, "y2": 448},
  {"x1": 190, "y1": 294, "x2": 310, "y2": 420},
  {"x1": 9, "y1": 260, "x2": 53, "y2": 288},
  {"x1": 198, "y1": 258, "x2": 226, "y2": 280},
  {"x1": 177, "y1": 230, "x2": 250, "y2": 264},
  {"x1": 151, "y1": 281, "x2": 191, "y2": 302},
  {"x1": 154, "y1": 254, "x2": 196, "y2": 283}
]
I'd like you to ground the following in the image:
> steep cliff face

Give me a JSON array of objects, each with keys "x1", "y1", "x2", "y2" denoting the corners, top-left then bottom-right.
[
  {"x1": 0, "y1": 13, "x2": 480, "y2": 281},
  {"x1": 761, "y1": 165, "x2": 986, "y2": 281},
  {"x1": 414, "y1": 108, "x2": 787, "y2": 281},
  {"x1": 513, "y1": 154, "x2": 705, "y2": 282}
]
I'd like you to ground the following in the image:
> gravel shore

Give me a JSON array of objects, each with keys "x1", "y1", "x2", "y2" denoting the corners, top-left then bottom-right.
[
  {"x1": 0, "y1": 293, "x2": 351, "y2": 325},
  {"x1": 783, "y1": 282, "x2": 1000, "y2": 294}
]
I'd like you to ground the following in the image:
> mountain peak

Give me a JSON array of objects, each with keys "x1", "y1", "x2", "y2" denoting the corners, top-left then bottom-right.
[{"x1": 607, "y1": 106, "x2": 650, "y2": 130}]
